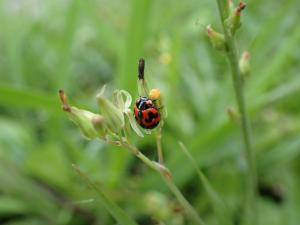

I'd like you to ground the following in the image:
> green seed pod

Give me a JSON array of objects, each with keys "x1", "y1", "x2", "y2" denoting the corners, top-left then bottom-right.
[
  {"x1": 96, "y1": 86, "x2": 125, "y2": 134},
  {"x1": 224, "y1": 2, "x2": 246, "y2": 35},
  {"x1": 113, "y1": 89, "x2": 144, "y2": 137},
  {"x1": 59, "y1": 90, "x2": 106, "y2": 139},
  {"x1": 68, "y1": 107, "x2": 104, "y2": 139},
  {"x1": 90, "y1": 114, "x2": 107, "y2": 137},
  {"x1": 239, "y1": 51, "x2": 250, "y2": 78},
  {"x1": 206, "y1": 25, "x2": 226, "y2": 52},
  {"x1": 226, "y1": 106, "x2": 239, "y2": 122}
]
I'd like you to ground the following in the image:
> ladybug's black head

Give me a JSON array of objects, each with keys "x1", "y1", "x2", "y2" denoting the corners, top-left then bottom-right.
[{"x1": 136, "y1": 97, "x2": 154, "y2": 110}]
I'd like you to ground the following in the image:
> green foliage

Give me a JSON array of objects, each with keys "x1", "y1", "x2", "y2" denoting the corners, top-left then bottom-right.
[
  {"x1": 73, "y1": 165, "x2": 138, "y2": 225},
  {"x1": 0, "y1": 0, "x2": 300, "y2": 225}
]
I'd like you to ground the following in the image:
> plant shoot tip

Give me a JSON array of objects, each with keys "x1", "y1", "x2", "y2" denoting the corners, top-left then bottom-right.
[
  {"x1": 59, "y1": 89, "x2": 71, "y2": 112},
  {"x1": 237, "y1": 2, "x2": 246, "y2": 14}
]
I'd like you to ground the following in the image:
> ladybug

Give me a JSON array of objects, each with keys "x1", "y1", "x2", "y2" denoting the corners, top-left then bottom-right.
[{"x1": 134, "y1": 97, "x2": 161, "y2": 129}]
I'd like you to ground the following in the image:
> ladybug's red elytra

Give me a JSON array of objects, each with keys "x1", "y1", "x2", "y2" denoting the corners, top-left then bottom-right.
[{"x1": 134, "y1": 97, "x2": 161, "y2": 129}]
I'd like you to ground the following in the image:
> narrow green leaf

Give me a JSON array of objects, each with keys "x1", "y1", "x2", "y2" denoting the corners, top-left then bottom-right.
[
  {"x1": 250, "y1": 25, "x2": 300, "y2": 95},
  {"x1": 0, "y1": 86, "x2": 60, "y2": 113},
  {"x1": 72, "y1": 165, "x2": 138, "y2": 225},
  {"x1": 118, "y1": 0, "x2": 153, "y2": 94},
  {"x1": 178, "y1": 142, "x2": 232, "y2": 225},
  {"x1": 0, "y1": 197, "x2": 28, "y2": 214}
]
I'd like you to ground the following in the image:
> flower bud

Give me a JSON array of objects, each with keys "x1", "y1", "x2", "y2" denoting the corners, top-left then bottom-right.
[
  {"x1": 226, "y1": 106, "x2": 239, "y2": 122},
  {"x1": 149, "y1": 88, "x2": 161, "y2": 101},
  {"x1": 239, "y1": 51, "x2": 250, "y2": 78},
  {"x1": 206, "y1": 25, "x2": 226, "y2": 52},
  {"x1": 225, "y1": 1, "x2": 246, "y2": 35},
  {"x1": 96, "y1": 86, "x2": 125, "y2": 134},
  {"x1": 149, "y1": 88, "x2": 163, "y2": 111},
  {"x1": 69, "y1": 108, "x2": 105, "y2": 139},
  {"x1": 91, "y1": 114, "x2": 107, "y2": 137},
  {"x1": 59, "y1": 90, "x2": 105, "y2": 139},
  {"x1": 149, "y1": 88, "x2": 167, "y2": 123},
  {"x1": 113, "y1": 89, "x2": 144, "y2": 137}
]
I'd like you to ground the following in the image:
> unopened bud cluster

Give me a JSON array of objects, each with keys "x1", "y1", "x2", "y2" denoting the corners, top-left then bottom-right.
[
  {"x1": 225, "y1": 1, "x2": 246, "y2": 35},
  {"x1": 239, "y1": 51, "x2": 250, "y2": 78},
  {"x1": 206, "y1": 1, "x2": 246, "y2": 52},
  {"x1": 59, "y1": 86, "x2": 147, "y2": 140},
  {"x1": 206, "y1": 25, "x2": 226, "y2": 52},
  {"x1": 206, "y1": 1, "x2": 251, "y2": 77},
  {"x1": 59, "y1": 60, "x2": 166, "y2": 140}
]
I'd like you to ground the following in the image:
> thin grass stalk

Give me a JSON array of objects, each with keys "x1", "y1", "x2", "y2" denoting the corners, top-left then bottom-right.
[
  {"x1": 156, "y1": 127, "x2": 164, "y2": 164},
  {"x1": 178, "y1": 142, "x2": 232, "y2": 225},
  {"x1": 73, "y1": 164, "x2": 138, "y2": 225},
  {"x1": 154, "y1": 134, "x2": 206, "y2": 225},
  {"x1": 215, "y1": 0, "x2": 257, "y2": 224},
  {"x1": 118, "y1": 140, "x2": 206, "y2": 225},
  {"x1": 161, "y1": 175, "x2": 206, "y2": 225}
]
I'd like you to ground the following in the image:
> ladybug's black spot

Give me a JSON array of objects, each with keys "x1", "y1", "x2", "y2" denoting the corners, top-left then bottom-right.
[
  {"x1": 145, "y1": 111, "x2": 158, "y2": 123},
  {"x1": 142, "y1": 121, "x2": 159, "y2": 129}
]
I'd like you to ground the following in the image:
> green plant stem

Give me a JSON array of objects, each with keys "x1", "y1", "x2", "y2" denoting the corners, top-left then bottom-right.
[
  {"x1": 73, "y1": 164, "x2": 138, "y2": 225},
  {"x1": 162, "y1": 175, "x2": 206, "y2": 225},
  {"x1": 179, "y1": 142, "x2": 231, "y2": 225},
  {"x1": 117, "y1": 141, "x2": 205, "y2": 225},
  {"x1": 216, "y1": 0, "x2": 257, "y2": 223},
  {"x1": 156, "y1": 127, "x2": 164, "y2": 164},
  {"x1": 154, "y1": 134, "x2": 205, "y2": 225}
]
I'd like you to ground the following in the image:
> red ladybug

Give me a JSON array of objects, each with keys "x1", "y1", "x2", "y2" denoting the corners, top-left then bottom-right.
[{"x1": 134, "y1": 97, "x2": 161, "y2": 129}]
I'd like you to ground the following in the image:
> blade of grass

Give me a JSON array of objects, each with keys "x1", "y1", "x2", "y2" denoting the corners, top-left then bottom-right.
[
  {"x1": 118, "y1": 0, "x2": 152, "y2": 94},
  {"x1": 72, "y1": 164, "x2": 138, "y2": 225},
  {"x1": 258, "y1": 137, "x2": 300, "y2": 171},
  {"x1": 115, "y1": 141, "x2": 206, "y2": 225},
  {"x1": 139, "y1": 122, "x2": 234, "y2": 190},
  {"x1": 162, "y1": 175, "x2": 206, "y2": 225},
  {"x1": 178, "y1": 141, "x2": 232, "y2": 225},
  {"x1": 83, "y1": 0, "x2": 122, "y2": 53},
  {"x1": 149, "y1": 123, "x2": 206, "y2": 225},
  {"x1": 252, "y1": 75, "x2": 300, "y2": 109},
  {"x1": 249, "y1": 24, "x2": 300, "y2": 96},
  {"x1": 250, "y1": 0, "x2": 294, "y2": 56},
  {"x1": 57, "y1": 0, "x2": 80, "y2": 88},
  {"x1": 0, "y1": 7, "x2": 25, "y2": 85},
  {"x1": 0, "y1": 85, "x2": 60, "y2": 113}
]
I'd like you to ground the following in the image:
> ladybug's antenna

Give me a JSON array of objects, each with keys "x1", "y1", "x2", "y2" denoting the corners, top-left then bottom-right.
[{"x1": 138, "y1": 58, "x2": 145, "y2": 80}]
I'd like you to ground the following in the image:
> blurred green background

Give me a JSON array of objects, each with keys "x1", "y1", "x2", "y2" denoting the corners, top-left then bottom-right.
[{"x1": 1, "y1": 0, "x2": 300, "y2": 224}]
